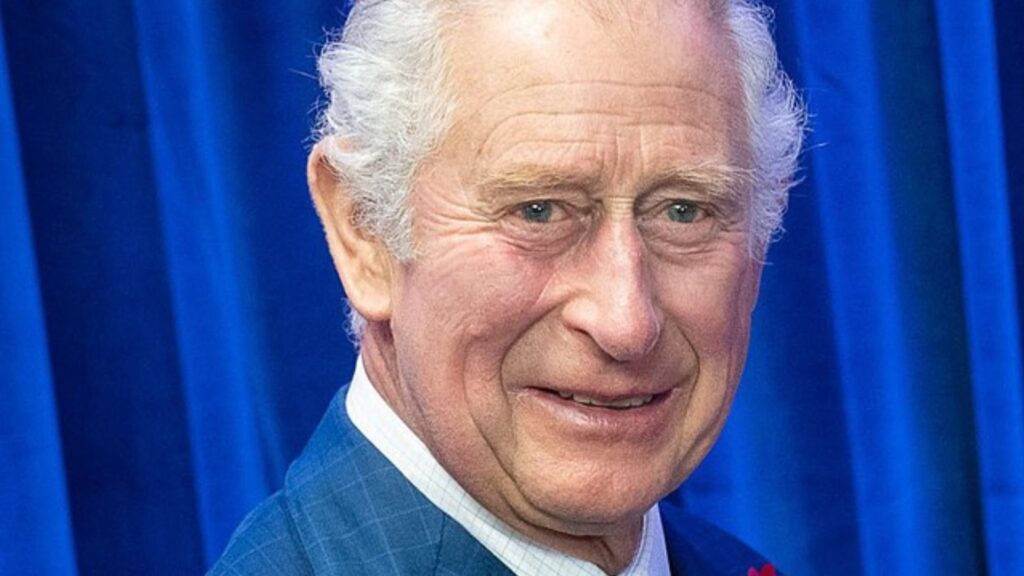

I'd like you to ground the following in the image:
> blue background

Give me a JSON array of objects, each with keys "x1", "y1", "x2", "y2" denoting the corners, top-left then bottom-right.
[{"x1": 1, "y1": 0, "x2": 1021, "y2": 573}]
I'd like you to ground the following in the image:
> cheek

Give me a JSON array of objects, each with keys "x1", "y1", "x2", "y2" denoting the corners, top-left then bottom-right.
[
  {"x1": 654, "y1": 255, "x2": 757, "y2": 411},
  {"x1": 659, "y1": 255, "x2": 756, "y2": 429},
  {"x1": 390, "y1": 238, "x2": 563, "y2": 475},
  {"x1": 397, "y1": 237, "x2": 558, "y2": 363},
  {"x1": 658, "y1": 252, "x2": 755, "y2": 344}
]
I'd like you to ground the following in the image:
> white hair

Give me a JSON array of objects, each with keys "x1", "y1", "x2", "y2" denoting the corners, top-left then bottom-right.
[
  {"x1": 315, "y1": 0, "x2": 806, "y2": 337},
  {"x1": 725, "y1": 0, "x2": 805, "y2": 255}
]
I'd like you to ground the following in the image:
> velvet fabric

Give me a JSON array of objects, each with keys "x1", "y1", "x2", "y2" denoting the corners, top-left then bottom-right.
[{"x1": 1, "y1": 1, "x2": 1021, "y2": 574}]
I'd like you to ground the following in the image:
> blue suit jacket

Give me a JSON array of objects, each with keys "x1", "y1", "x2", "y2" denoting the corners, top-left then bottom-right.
[{"x1": 209, "y1": 386, "x2": 773, "y2": 575}]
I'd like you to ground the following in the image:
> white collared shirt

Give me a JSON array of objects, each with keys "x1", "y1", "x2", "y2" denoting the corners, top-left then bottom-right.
[{"x1": 346, "y1": 357, "x2": 671, "y2": 576}]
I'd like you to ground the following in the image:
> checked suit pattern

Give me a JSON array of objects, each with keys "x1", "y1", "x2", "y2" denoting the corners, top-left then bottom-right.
[{"x1": 210, "y1": 385, "x2": 775, "y2": 575}]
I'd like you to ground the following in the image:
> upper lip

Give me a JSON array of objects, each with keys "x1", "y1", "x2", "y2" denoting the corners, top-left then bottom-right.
[{"x1": 528, "y1": 384, "x2": 675, "y2": 403}]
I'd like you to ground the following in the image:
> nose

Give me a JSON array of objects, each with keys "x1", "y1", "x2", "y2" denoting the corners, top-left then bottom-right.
[{"x1": 561, "y1": 218, "x2": 662, "y2": 362}]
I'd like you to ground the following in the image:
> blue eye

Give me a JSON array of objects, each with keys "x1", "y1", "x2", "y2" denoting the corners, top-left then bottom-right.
[
  {"x1": 667, "y1": 201, "x2": 702, "y2": 223},
  {"x1": 520, "y1": 201, "x2": 554, "y2": 223}
]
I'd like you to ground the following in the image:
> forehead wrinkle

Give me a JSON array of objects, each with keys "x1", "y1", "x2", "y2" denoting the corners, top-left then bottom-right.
[
  {"x1": 476, "y1": 114, "x2": 742, "y2": 194},
  {"x1": 475, "y1": 109, "x2": 627, "y2": 166},
  {"x1": 468, "y1": 83, "x2": 743, "y2": 158},
  {"x1": 469, "y1": 81, "x2": 733, "y2": 118}
]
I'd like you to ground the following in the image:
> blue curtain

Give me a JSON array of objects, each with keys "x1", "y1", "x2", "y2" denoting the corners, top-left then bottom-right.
[{"x1": 1, "y1": 1, "x2": 1020, "y2": 574}]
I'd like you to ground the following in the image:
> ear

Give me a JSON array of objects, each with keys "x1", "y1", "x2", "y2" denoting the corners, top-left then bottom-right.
[{"x1": 308, "y1": 139, "x2": 395, "y2": 323}]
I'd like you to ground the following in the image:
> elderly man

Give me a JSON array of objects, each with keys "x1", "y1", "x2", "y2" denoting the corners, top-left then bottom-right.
[{"x1": 211, "y1": 0, "x2": 803, "y2": 574}]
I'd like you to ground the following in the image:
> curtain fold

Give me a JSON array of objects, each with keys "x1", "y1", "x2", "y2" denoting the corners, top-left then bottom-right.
[
  {"x1": 0, "y1": 1, "x2": 1021, "y2": 574},
  {"x1": 130, "y1": 0, "x2": 271, "y2": 562},
  {"x1": 0, "y1": 11, "x2": 79, "y2": 575},
  {"x1": 783, "y1": 1, "x2": 939, "y2": 572},
  {"x1": 2, "y1": 2, "x2": 206, "y2": 573},
  {"x1": 933, "y1": 0, "x2": 1024, "y2": 569}
]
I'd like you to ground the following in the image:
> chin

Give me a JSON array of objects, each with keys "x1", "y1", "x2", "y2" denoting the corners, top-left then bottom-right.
[{"x1": 512, "y1": 452, "x2": 679, "y2": 532}]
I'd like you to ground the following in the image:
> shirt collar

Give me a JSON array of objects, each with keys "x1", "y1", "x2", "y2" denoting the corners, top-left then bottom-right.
[{"x1": 346, "y1": 356, "x2": 671, "y2": 576}]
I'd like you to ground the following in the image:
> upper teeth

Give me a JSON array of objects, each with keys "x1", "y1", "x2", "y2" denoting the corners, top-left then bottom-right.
[{"x1": 557, "y1": 392, "x2": 654, "y2": 409}]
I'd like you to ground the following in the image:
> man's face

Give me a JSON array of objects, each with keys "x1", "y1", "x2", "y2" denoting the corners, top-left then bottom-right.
[{"x1": 384, "y1": 0, "x2": 759, "y2": 536}]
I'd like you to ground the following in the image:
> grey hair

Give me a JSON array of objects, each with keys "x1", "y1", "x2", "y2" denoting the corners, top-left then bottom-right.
[
  {"x1": 724, "y1": 1, "x2": 805, "y2": 256},
  {"x1": 315, "y1": 0, "x2": 806, "y2": 337},
  {"x1": 316, "y1": 0, "x2": 454, "y2": 261}
]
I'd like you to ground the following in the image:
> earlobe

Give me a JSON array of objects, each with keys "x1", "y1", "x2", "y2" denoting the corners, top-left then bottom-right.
[{"x1": 308, "y1": 140, "x2": 394, "y2": 323}]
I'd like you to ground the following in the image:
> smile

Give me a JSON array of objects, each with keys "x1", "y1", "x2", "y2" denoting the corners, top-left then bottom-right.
[
  {"x1": 520, "y1": 385, "x2": 677, "y2": 440},
  {"x1": 556, "y1": 391, "x2": 655, "y2": 409}
]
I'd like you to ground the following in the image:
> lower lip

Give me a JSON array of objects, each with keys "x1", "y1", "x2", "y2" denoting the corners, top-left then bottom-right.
[{"x1": 516, "y1": 387, "x2": 677, "y2": 441}]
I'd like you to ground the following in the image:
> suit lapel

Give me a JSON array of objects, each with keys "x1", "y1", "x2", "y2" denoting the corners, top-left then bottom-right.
[
  {"x1": 663, "y1": 507, "x2": 717, "y2": 576},
  {"x1": 433, "y1": 514, "x2": 515, "y2": 575},
  {"x1": 659, "y1": 500, "x2": 774, "y2": 576},
  {"x1": 287, "y1": 386, "x2": 512, "y2": 575}
]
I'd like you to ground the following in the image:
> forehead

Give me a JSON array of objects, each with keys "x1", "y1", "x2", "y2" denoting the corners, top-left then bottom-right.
[
  {"x1": 449, "y1": 0, "x2": 727, "y2": 29},
  {"x1": 442, "y1": 0, "x2": 736, "y2": 87},
  {"x1": 435, "y1": 0, "x2": 748, "y2": 183}
]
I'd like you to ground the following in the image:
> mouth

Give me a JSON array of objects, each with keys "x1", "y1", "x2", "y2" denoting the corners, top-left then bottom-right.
[
  {"x1": 519, "y1": 384, "x2": 678, "y2": 440},
  {"x1": 553, "y1": 390, "x2": 657, "y2": 410},
  {"x1": 527, "y1": 384, "x2": 673, "y2": 413}
]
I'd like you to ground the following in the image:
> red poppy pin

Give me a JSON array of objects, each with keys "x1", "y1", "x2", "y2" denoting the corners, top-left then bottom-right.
[{"x1": 747, "y1": 564, "x2": 776, "y2": 576}]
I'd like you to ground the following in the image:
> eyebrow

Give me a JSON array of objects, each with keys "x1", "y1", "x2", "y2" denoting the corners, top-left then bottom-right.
[
  {"x1": 477, "y1": 165, "x2": 603, "y2": 201},
  {"x1": 477, "y1": 162, "x2": 752, "y2": 208},
  {"x1": 639, "y1": 163, "x2": 753, "y2": 210}
]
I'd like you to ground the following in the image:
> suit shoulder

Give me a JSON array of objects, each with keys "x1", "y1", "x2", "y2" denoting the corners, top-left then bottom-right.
[
  {"x1": 207, "y1": 491, "x2": 313, "y2": 576},
  {"x1": 210, "y1": 389, "x2": 448, "y2": 575}
]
